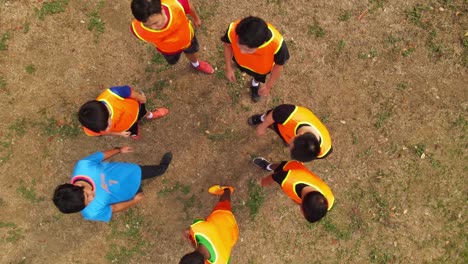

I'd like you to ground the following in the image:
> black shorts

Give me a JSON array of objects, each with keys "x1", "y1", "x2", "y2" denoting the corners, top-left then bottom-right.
[{"x1": 162, "y1": 36, "x2": 200, "y2": 65}]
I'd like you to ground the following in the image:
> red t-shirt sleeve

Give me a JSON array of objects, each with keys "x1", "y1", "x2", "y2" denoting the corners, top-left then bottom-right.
[{"x1": 177, "y1": 0, "x2": 191, "y2": 14}]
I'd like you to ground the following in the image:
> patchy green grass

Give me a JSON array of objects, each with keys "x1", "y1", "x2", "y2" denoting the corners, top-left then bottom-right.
[
  {"x1": 357, "y1": 147, "x2": 373, "y2": 158},
  {"x1": 146, "y1": 49, "x2": 171, "y2": 73},
  {"x1": 321, "y1": 217, "x2": 351, "y2": 240},
  {"x1": 413, "y1": 143, "x2": 426, "y2": 157},
  {"x1": 107, "y1": 209, "x2": 146, "y2": 263},
  {"x1": 358, "y1": 48, "x2": 378, "y2": 59},
  {"x1": 40, "y1": 118, "x2": 81, "y2": 138},
  {"x1": 35, "y1": 0, "x2": 70, "y2": 20},
  {"x1": 0, "y1": 140, "x2": 13, "y2": 163},
  {"x1": 227, "y1": 83, "x2": 242, "y2": 106},
  {"x1": 23, "y1": 22, "x2": 30, "y2": 34},
  {"x1": 396, "y1": 81, "x2": 408, "y2": 91},
  {"x1": 338, "y1": 10, "x2": 351, "y2": 22},
  {"x1": 87, "y1": 1, "x2": 105, "y2": 42},
  {"x1": 405, "y1": 5, "x2": 427, "y2": 28},
  {"x1": 308, "y1": 19, "x2": 326, "y2": 38},
  {"x1": 196, "y1": 0, "x2": 219, "y2": 20},
  {"x1": 5, "y1": 227, "x2": 25, "y2": 243},
  {"x1": 8, "y1": 118, "x2": 28, "y2": 137},
  {"x1": 375, "y1": 111, "x2": 392, "y2": 129},
  {"x1": 25, "y1": 64, "x2": 36, "y2": 74},
  {"x1": 0, "y1": 32, "x2": 9, "y2": 51},
  {"x1": 17, "y1": 179, "x2": 41, "y2": 202},
  {"x1": 337, "y1": 40, "x2": 346, "y2": 51},
  {"x1": 0, "y1": 76, "x2": 7, "y2": 93},
  {"x1": 369, "y1": 247, "x2": 397, "y2": 264},
  {"x1": 401, "y1": 47, "x2": 415, "y2": 57},
  {"x1": 426, "y1": 30, "x2": 444, "y2": 58},
  {"x1": 246, "y1": 180, "x2": 265, "y2": 219},
  {"x1": 368, "y1": 0, "x2": 387, "y2": 11}
]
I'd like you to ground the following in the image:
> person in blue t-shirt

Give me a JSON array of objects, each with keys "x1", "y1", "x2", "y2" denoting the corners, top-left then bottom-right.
[{"x1": 52, "y1": 146, "x2": 172, "y2": 222}]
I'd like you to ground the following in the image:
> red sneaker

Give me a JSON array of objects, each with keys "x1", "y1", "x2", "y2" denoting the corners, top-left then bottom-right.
[
  {"x1": 147, "y1": 108, "x2": 169, "y2": 120},
  {"x1": 194, "y1": 60, "x2": 214, "y2": 74}
]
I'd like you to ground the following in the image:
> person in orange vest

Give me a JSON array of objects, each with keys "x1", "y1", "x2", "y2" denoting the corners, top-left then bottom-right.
[
  {"x1": 180, "y1": 185, "x2": 238, "y2": 264},
  {"x1": 78, "y1": 85, "x2": 169, "y2": 140},
  {"x1": 130, "y1": 0, "x2": 214, "y2": 74},
  {"x1": 248, "y1": 104, "x2": 332, "y2": 162},
  {"x1": 221, "y1": 16, "x2": 290, "y2": 102},
  {"x1": 253, "y1": 158, "x2": 334, "y2": 223}
]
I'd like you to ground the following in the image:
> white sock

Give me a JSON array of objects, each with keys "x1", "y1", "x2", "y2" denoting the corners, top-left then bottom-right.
[
  {"x1": 146, "y1": 112, "x2": 153, "y2": 119},
  {"x1": 260, "y1": 114, "x2": 265, "y2": 122},
  {"x1": 191, "y1": 61, "x2": 200, "y2": 67},
  {"x1": 266, "y1": 164, "x2": 273, "y2": 171},
  {"x1": 251, "y1": 79, "x2": 259, "y2": 87}
]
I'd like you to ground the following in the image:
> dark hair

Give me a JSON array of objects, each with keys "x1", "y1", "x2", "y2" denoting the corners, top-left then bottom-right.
[
  {"x1": 235, "y1": 16, "x2": 269, "y2": 48},
  {"x1": 179, "y1": 251, "x2": 205, "y2": 264},
  {"x1": 302, "y1": 191, "x2": 328, "y2": 223},
  {"x1": 53, "y1": 184, "x2": 86, "y2": 214},
  {"x1": 291, "y1": 132, "x2": 320, "y2": 162},
  {"x1": 78, "y1": 100, "x2": 109, "y2": 133},
  {"x1": 131, "y1": 0, "x2": 162, "y2": 22}
]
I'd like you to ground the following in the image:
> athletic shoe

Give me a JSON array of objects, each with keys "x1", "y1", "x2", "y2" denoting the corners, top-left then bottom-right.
[
  {"x1": 159, "y1": 152, "x2": 173, "y2": 167},
  {"x1": 248, "y1": 114, "x2": 263, "y2": 126},
  {"x1": 147, "y1": 108, "x2": 169, "y2": 120},
  {"x1": 252, "y1": 157, "x2": 273, "y2": 171},
  {"x1": 250, "y1": 84, "x2": 260, "y2": 103},
  {"x1": 208, "y1": 185, "x2": 235, "y2": 196},
  {"x1": 194, "y1": 60, "x2": 214, "y2": 74}
]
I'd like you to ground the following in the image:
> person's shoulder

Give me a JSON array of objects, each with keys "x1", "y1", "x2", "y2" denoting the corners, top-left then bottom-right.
[{"x1": 82, "y1": 198, "x2": 112, "y2": 222}]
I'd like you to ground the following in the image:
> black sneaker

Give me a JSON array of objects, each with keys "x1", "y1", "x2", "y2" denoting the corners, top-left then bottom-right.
[
  {"x1": 250, "y1": 84, "x2": 261, "y2": 103},
  {"x1": 248, "y1": 114, "x2": 263, "y2": 126},
  {"x1": 252, "y1": 157, "x2": 273, "y2": 171},
  {"x1": 159, "y1": 152, "x2": 173, "y2": 167}
]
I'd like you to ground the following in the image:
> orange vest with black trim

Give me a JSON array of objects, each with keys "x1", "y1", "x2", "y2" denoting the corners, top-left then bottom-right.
[
  {"x1": 278, "y1": 106, "x2": 332, "y2": 158},
  {"x1": 190, "y1": 210, "x2": 239, "y2": 264},
  {"x1": 227, "y1": 20, "x2": 283, "y2": 74},
  {"x1": 83, "y1": 89, "x2": 139, "y2": 136},
  {"x1": 281, "y1": 161, "x2": 334, "y2": 210},
  {"x1": 131, "y1": 0, "x2": 193, "y2": 54}
]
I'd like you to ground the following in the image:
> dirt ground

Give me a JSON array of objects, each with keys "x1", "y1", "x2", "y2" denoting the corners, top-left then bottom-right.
[{"x1": 0, "y1": 0, "x2": 466, "y2": 263}]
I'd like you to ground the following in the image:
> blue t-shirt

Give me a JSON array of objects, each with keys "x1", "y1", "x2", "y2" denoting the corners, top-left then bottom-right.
[{"x1": 70, "y1": 152, "x2": 142, "y2": 222}]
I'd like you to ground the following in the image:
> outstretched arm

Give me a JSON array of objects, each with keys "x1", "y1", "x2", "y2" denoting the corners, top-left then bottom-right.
[
  {"x1": 223, "y1": 43, "x2": 236, "y2": 82},
  {"x1": 102, "y1": 146, "x2": 133, "y2": 160},
  {"x1": 259, "y1": 64, "x2": 283, "y2": 96},
  {"x1": 187, "y1": 1, "x2": 201, "y2": 27},
  {"x1": 256, "y1": 111, "x2": 275, "y2": 136}
]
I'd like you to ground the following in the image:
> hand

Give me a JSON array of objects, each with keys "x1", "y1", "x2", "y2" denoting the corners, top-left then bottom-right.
[
  {"x1": 256, "y1": 126, "x2": 267, "y2": 137},
  {"x1": 139, "y1": 92, "x2": 147, "y2": 104},
  {"x1": 258, "y1": 84, "x2": 271, "y2": 96},
  {"x1": 193, "y1": 17, "x2": 202, "y2": 27},
  {"x1": 119, "y1": 146, "x2": 134, "y2": 154},
  {"x1": 182, "y1": 229, "x2": 192, "y2": 243},
  {"x1": 133, "y1": 192, "x2": 145, "y2": 203},
  {"x1": 119, "y1": 131, "x2": 131, "y2": 137},
  {"x1": 225, "y1": 68, "x2": 236, "y2": 82}
]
